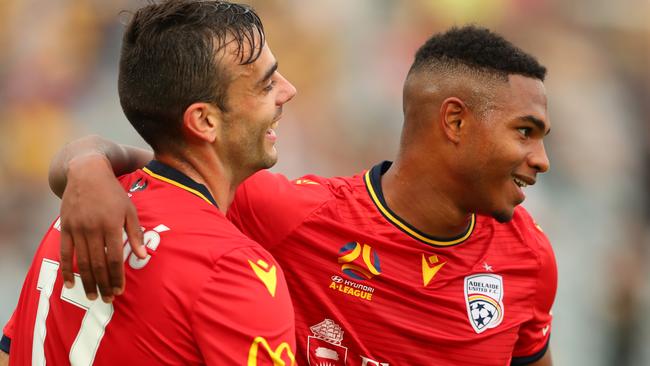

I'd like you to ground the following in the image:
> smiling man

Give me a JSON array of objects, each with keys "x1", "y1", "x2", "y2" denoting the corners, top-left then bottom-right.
[{"x1": 4, "y1": 25, "x2": 556, "y2": 365}]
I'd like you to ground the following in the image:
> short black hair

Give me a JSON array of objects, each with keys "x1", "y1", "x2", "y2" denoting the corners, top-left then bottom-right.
[
  {"x1": 118, "y1": 0, "x2": 264, "y2": 153},
  {"x1": 410, "y1": 25, "x2": 546, "y2": 81}
]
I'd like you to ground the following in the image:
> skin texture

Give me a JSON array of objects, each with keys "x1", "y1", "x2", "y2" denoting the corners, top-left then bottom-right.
[
  {"x1": 453, "y1": 75, "x2": 550, "y2": 223},
  {"x1": 0, "y1": 350, "x2": 7, "y2": 366},
  {"x1": 217, "y1": 43, "x2": 289, "y2": 175},
  {"x1": 383, "y1": 74, "x2": 550, "y2": 237}
]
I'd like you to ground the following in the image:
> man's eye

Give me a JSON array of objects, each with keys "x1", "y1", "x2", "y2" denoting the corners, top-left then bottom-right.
[
  {"x1": 263, "y1": 80, "x2": 276, "y2": 92},
  {"x1": 517, "y1": 127, "x2": 531, "y2": 137}
]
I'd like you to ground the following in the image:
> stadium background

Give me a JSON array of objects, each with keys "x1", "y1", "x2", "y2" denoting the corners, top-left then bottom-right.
[{"x1": 0, "y1": 0, "x2": 648, "y2": 364}]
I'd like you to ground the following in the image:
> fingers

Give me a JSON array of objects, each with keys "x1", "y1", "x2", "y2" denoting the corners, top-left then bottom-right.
[
  {"x1": 60, "y1": 228, "x2": 76, "y2": 289},
  {"x1": 105, "y1": 227, "x2": 125, "y2": 296},
  {"x1": 86, "y1": 231, "x2": 113, "y2": 303},
  {"x1": 125, "y1": 204, "x2": 146, "y2": 259},
  {"x1": 73, "y1": 232, "x2": 98, "y2": 301}
]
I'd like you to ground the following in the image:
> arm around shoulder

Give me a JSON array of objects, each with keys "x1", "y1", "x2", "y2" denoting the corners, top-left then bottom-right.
[
  {"x1": 48, "y1": 134, "x2": 153, "y2": 198},
  {"x1": 51, "y1": 134, "x2": 150, "y2": 302}
]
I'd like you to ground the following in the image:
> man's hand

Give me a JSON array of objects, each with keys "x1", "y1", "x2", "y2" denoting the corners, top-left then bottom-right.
[{"x1": 60, "y1": 153, "x2": 146, "y2": 302}]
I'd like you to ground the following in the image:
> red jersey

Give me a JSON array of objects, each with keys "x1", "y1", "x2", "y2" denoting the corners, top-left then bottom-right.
[
  {"x1": 6, "y1": 161, "x2": 295, "y2": 365},
  {"x1": 228, "y1": 161, "x2": 557, "y2": 366}
]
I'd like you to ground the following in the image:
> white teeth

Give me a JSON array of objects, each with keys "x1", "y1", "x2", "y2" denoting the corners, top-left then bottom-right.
[{"x1": 513, "y1": 178, "x2": 527, "y2": 188}]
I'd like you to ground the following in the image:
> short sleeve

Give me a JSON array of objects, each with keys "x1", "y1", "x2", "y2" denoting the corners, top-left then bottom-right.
[
  {"x1": 511, "y1": 221, "x2": 557, "y2": 364},
  {"x1": 191, "y1": 245, "x2": 296, "y2": 365},
  {"x1": 227, "y1": 170, "x2": 330, "y2": 249}
]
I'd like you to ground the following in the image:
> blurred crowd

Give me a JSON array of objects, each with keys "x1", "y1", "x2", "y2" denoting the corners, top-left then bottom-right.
[{"x1": 0, "y1": 0, "x2": 648, "y2": 365}]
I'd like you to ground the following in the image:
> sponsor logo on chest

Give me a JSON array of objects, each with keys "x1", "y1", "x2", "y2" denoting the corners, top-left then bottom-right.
[{"x1": 326, "y1": 242, "x2": 382, "y2": 302}]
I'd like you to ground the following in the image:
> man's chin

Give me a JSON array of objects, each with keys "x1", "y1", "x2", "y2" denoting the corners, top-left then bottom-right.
[{"x1": 259, "y1": 151, "x2": 278, "y2": 170}]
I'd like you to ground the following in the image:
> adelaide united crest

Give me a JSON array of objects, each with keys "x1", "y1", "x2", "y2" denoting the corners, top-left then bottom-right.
[{"x1": 464, "y1": 274, "x2": 505, "y2": 334}]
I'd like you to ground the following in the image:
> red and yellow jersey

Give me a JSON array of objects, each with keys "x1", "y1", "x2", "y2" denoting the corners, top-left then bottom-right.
[
  {"x1": 6, "y1": 160, "x2": 295, "y2": 366},
  {"x1": 228, "y1": 161, "x2": 557, "y2": 366}
]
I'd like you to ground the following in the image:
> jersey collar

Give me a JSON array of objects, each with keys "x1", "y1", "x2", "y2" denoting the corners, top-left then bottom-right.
[
  {"x1": 364, "y1": 161, "x2": 475, "y2": 247},
  {"x1": 142, "y1": 160, "x2": 218, "y2": 207}
]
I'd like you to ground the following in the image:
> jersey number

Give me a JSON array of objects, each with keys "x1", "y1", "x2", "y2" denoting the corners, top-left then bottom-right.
[{"x1": 33, "y1": 258, "x2": 114, "y2": 366}]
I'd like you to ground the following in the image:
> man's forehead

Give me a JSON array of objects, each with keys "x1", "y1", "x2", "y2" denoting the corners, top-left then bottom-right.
[
  {"x1": 220, "y1": 41, "x2": 272, "y2": 78},
  {"x1": 500, "y1": 74, "x2": 548, "y2": 119},
  {"x1": 506, "y1": 75, "x2": 547, "y2": 104}
]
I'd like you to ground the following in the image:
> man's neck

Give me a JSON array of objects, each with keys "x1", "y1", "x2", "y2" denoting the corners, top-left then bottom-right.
[
  {"x1": 154, "y1": 151, "x2": 245, "y2": 214},
  {"x1": 381, "y1": 158, "x2": 473, "y2": 239}
]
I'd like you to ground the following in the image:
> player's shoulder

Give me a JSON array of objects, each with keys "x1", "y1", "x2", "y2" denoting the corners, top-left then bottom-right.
[
  {"x1": 117, "y1": 169, "x2": 145, "y2": 190},
  {"x1": 511, "y1": 206, "x2": 545, "y2": 233},
  {"x1": 294, "y1": 170, "x2": 365, "y2": 196},
  {"x1": 185, "y1": 213, "x2": 262, "y2": 252},
  {"x1": 152, "y1": 211, "x2": 277, "y2": 275},
  {"x1": 213, "y1": 236, "x2": 279, "y2": 267},
  {"x1": 238, "y1": 168, "x2": 365, "y2": 212},
  {"x1": 245, "y1": 169, "x2": 363, "y2": 195},
  {"x1": 510, "y1": 206, "x2": 554, "y2": 256}
]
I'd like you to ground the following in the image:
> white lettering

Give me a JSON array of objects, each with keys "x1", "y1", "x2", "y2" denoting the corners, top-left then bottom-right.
[{"x1": 122, "y1": 225, "x2": 169, "y2": 270}]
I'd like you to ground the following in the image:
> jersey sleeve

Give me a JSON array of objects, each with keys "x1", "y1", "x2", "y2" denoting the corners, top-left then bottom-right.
[
  {"x1": 511, "y1": 219, "x2": 557, "y2": 365},
  {"x1": 227, "y1": 170, "x2": 330, "y2": 249},
  {"x1": 191, "y1": 245, "x2": 296, "y2": 365}
]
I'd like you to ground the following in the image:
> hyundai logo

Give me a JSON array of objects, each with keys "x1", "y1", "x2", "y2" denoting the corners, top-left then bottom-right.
[{"x1": 331, "y1": 276, "x2": 344, "y2": 283}]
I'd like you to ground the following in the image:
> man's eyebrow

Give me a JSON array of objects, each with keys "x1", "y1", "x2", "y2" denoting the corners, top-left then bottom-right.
[
  {"x1": 519, "y1": 115, "x2": 551, "y2": 135},
  {"x1": 257, "y1": 62, "x2": 278, "y2": 86}
]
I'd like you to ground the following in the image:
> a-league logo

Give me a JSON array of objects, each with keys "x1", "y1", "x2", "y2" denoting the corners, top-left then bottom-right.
[
  {"x1": 464, "y1": 274, "x2": 505, "y2": 334},
  {"x1": 337, "y1": 242, "x2": 381, "y2": 281}
]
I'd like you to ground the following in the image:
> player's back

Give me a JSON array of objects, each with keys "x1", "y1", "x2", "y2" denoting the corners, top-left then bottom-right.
[{"x1": 8, "y1": 161, "x2": 295, "y2": 365}]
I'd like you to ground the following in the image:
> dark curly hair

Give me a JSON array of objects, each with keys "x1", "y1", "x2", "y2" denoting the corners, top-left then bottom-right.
[
  {"x1": 410, "y1": 25, "x2": 546, "y2": 81},
  {"x1": 118, "y1": 0, "x2": 264, "y2": 153}
]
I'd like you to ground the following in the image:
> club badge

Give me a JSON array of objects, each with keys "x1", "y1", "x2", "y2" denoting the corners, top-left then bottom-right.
[{"x1": 464, "y1": 274, "x2": 505, "y2": 334}]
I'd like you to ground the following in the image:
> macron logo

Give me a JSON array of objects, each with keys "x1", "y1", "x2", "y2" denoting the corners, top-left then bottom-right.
[
  {"x1": 422, "y1": 254, "x2": 446, "y2": 287},
  {"x1": 248, "y1": 259, "x2": 278, "y2": 297}
]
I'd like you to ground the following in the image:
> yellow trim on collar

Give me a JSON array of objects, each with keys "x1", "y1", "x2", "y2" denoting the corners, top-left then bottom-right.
[
  {"x1": 142, "y1": 167, "x2": 214, "y2": 206},
  {"x1": 364, "y1": 170, "x2": 474, "y2": 246}
]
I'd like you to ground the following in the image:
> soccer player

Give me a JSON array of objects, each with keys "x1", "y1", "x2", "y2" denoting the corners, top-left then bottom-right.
[
  {"x1": 6, "y1": 26, "x2": 556, "y2": 365},
  {"x1": 1, "y1": 1, "x2": 297, "y2": 365}
]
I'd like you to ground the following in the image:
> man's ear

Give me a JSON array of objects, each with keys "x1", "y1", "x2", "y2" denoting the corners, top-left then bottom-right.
[
  {"x1": 182, "y1": 102, "x2": 220, "y2": 143},
  {"x1": 439, "y1": 97, "x2": 470, "y2": 144}
]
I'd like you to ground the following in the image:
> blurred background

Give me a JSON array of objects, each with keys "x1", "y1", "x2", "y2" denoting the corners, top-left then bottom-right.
[{"x1": 0, "y1": 0, "x2": 648, "y2": 364}]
